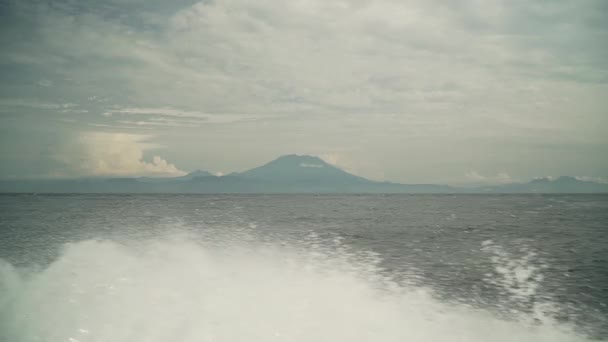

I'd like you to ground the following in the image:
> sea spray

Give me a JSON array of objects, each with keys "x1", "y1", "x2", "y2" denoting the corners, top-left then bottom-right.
[{"x1": 0, "y1": 234, "x2": 590, "y2": 342}]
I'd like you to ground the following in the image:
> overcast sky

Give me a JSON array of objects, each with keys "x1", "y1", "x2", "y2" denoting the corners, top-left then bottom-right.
[{"x1": 0, "y1": 0, "x2": 606, "y2": 184}]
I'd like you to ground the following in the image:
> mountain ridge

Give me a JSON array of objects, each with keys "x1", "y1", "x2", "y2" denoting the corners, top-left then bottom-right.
[{"x1": 0, "y1": 155, "x2": 607, "y2": 193}]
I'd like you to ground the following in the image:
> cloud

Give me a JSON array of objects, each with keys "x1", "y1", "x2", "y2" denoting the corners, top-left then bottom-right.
[
  {"x1": 101, "y1": 106, "x2": 275, "y2": 127},
  {"x1": 0, "y1": 99, "x2": 61, "y2": 109},
  {"x1": 7, "y1": 0, "x2": 606, "y2": 120},
  {"x1": 60, "y1": 132, "x2": 186, "y2": 177},
  {"x1": 0, "y1": 0, "x2": 607, "y2": 183}
]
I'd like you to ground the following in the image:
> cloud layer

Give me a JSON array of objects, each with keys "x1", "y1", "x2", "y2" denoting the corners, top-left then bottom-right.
[{"x1": 0, "y1": 0, "x2": 606, "y2": 182}]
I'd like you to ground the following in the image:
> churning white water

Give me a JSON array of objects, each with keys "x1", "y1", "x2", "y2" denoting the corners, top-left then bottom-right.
[{"x1": 0, "y1": 234, "x2": 592, "y2": 342}]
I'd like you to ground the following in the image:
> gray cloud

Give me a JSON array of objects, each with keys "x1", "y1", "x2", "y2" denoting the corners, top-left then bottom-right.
[{"x1": 0, "y1": 0, "x2": 606, "y2": 183}]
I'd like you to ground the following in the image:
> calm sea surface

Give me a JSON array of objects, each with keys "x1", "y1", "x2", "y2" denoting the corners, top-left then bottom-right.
[{"x1": 0, "y1": 194, "x2": 607, "y2": 341}]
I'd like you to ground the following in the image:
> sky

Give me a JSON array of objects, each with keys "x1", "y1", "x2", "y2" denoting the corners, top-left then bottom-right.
[{"x1": 0, "y1": 0, "x2": 607, "y2": 185}]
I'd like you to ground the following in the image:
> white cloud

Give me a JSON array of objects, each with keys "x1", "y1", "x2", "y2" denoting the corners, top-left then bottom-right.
[
  {"x1": 62, "y1": 132, "x2": 186, "y2": 177},
  {"x1": 111, "y1": 107, "x2": 201, "y2": 117},
  {"x1": 532, "y1": 176, "x2": 557, "y2": 181},
  {"x1": 103, "y1": 106, "x2": 276, "y2": 127}
]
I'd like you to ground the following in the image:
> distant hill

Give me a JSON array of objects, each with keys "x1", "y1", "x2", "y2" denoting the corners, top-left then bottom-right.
[
  {"x1": 0, "y1": 156, "x2": 606, "y2": 193},
  {"x1": 486, "y1": 176, "x2": 608, "y2": 193},
  {"x1": 174, "y1": 170, "x2": 214, "y2": 180}
]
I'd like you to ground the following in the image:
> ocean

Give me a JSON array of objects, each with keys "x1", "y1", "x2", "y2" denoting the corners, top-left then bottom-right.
[{"x1": 0, "y1": 194, "x2": 606, "y2": 341}]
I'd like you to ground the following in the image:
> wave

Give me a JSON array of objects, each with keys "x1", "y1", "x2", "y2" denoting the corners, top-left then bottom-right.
[{"x1": 0, "y1": 233, "x2": 594, "y2": 342}]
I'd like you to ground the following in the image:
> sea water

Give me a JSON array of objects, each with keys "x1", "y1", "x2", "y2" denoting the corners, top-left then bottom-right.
[{"x1": 0, "y1": 194, "x2": 606, "y2": 341}]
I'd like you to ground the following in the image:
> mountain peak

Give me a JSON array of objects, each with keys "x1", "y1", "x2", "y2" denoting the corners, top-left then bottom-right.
[
  {"x1": 236, "y1": 154, "x2": 367, "y2": 183},
  {"x1": 273, "y1": 154, "x2": 328, "y2": 167}
]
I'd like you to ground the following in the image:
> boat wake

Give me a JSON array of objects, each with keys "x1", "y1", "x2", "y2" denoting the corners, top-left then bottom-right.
[{"x1": 0, "y1": 232, "x2": 594, "y2": 342}]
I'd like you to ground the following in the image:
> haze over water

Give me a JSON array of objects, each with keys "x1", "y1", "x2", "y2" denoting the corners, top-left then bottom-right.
[{"x1": 1, "y1": 194, "x2": 606, "y2": 341}]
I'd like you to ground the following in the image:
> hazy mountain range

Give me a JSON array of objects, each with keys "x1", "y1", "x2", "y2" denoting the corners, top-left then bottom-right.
[{"x1": 1, "y1": 155, "x2": 607, "y2": 193}]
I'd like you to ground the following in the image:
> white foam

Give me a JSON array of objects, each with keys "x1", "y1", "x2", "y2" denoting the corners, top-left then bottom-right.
[{"x1": 0, "y1": 237, "x2": 590, "y2": 342}]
